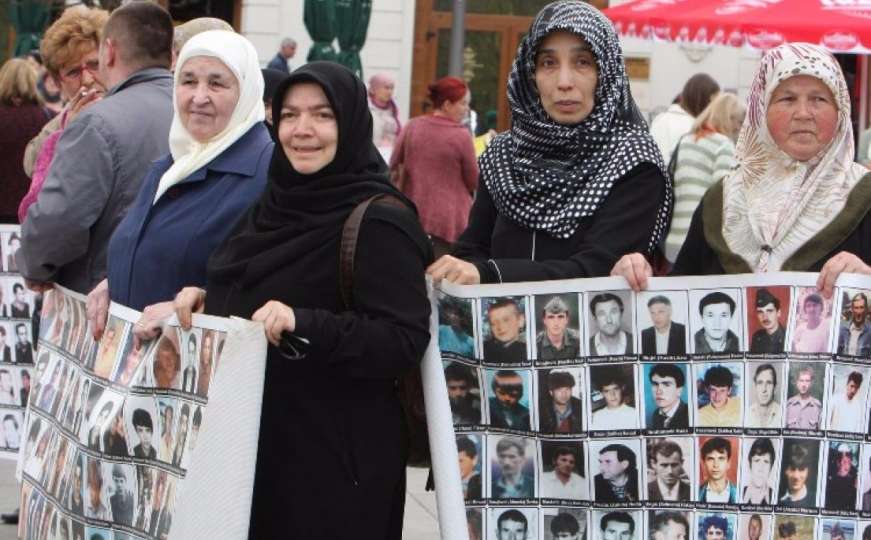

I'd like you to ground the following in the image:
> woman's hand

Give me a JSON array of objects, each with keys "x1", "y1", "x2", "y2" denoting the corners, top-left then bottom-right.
[
  {"x1": 65, "y1": 87, "x2": 103, "y2": 126},
  {"x1": 252, "y1": 301, "x2": 296, "y2": 346},
  {"x1": 174, "y1": 287, "x2": 206, "y2": 330},
  {"x1": 86, "y1": 279, "x2": 110, "y2": 340},
  {"x1": 133, "y1": 301, "x2": 175, "y2": 341},
  {"x1": 426, "y1": 255, "x2": 481, "y2": 285},
  {"x1": 610, "y1": 253, "x2": 652, "y2": 291},
  {"x1": 817, "y1": 251, "x2": 871, "y2": 298}
]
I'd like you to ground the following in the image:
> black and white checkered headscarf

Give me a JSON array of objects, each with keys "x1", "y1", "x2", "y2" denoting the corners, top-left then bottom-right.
[{"x1": 480, "y1": 0, "x2": 672, "y2": 249}]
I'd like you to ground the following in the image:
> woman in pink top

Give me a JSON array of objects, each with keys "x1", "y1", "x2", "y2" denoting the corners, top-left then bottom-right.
[{"x1": 390, "y1": 76, "x2": 477, "y2": 250}]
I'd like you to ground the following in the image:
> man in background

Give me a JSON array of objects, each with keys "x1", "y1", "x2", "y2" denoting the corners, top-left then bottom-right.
[{"x1": 267, "y1": 37, "x2": 296, "y2": 74}]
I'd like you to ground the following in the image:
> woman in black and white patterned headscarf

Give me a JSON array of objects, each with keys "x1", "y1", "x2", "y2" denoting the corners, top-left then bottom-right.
[{"x1": 427, "y1": 0, "x2": 672, "y2": 285}]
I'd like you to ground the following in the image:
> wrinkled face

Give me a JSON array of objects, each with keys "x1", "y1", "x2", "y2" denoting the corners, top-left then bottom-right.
[
  {"x1": 176, "y1": 56, "x2": 240, "y2": 143},
  {"x1": 495, "y1": 375, "x2": 523, "y2": 407},
  {"x1": 498, "y1": 518, "x2": 527, "y2": 540},
  {"x1": 651, "y1": 374, "x2": 680, "y2": 410},
  {"x1": 489, "y1": 305, "x2": 524, "y2": 344},
  {"x1": 602, "y1": 520, "x2": 632, "y2": 540},
  {"x1": 654, "y1": 520, "x2": 687, "y2": 540},
  {"x1": 543, "y1": 311, "x2": 569, "y2": 339},
  {"x1": 57, "y1": 48, "x2": 101, "y2": 100},
  {"x1": 750, "y1": 454, "x2": 772, "y2": 487},
  {"x1": 756, "y1": 303, "x2": 780, "y2": 333},
  {"x1": 554, "y1": 453, "x2": 576, "y2": 476},
  {"x1": 447, "y1": 378, "x2": 469, "y2": 401},
  {"x1": 654, "y1": 452, "x2": 682, "y2": 487},
  {"x1": 766, "y1": 75, "x2": 838, "y2": 162},
  {"x1": 852, "y1": 298, "x2": 868, "y2": 324},
  {"x1": 702, "y1": 303, "x2": 732, "y2": 340},
  {"x1": 703, "y1": 449, "x2": 729, "y2": 481},
  {"x1": 594, "y1": 300, "x2": 622, "y2": 337},
  {"x1": 598, "y1": 450, "x2": 628, "y2": 480},
  {"x1": 754, "y1": 368, "x2": 776, "y2": 406},
  {"x1": 707, "y1": 384, "x2": 730, "y2": 408},
  {"x1": 649, "y1": 303, "x2": 672, "y2": 331},
  {"x1": 601, "y1": 383, "x2": 623, "y2": 409},
  {"x1": 846, "y1": 379, "x2": 859, "y2": 400},
  {"x1": 796, "y1": 371, "x2": 813, "y2": 396},
  {"x1": 550, "y1": 385, "x2": 572, "y2": 407},
  {"x1": 279, "y1": 82, "x2": 339, "y2": 175},
  {"x1": 706, "y1": 526, "x2": 725, "y2": 540},
  {"x1": 534, "y1": 31, "x2": 598, "y2": 125},
  {"x1": 498, "y1": 446, "x2": 525, "y2": 476},
  {"x1": 458, "y1": 450, "x2": 476, "y2": 477},
  {"x1": 785, "y1": 465, "x2": 808, "y2": 493},
  {"x1": 803, "y1": 300, "x2": 822, "y2": 325}
]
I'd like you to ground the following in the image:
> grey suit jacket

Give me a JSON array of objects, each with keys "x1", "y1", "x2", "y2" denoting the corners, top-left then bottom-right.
[{"x1": 18, "y1": 68, "x2": 173, "y2": 293}]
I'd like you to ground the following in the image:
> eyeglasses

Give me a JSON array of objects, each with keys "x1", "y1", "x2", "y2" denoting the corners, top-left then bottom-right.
[
  {"x1": 278, "y1": 331, "x2": 309, "y2": 361},
  {"x1": 59, "y1": 59, "x2": 99, "y2": 82}
]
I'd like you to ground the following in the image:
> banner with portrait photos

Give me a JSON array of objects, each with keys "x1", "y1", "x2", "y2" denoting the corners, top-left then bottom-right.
[
  {"x1": 16, "y1": 285, "x2": 266, "y2": 540},
  {"x1": 0, "y1": 224, "x2": 37, "y2": 460},
  {"x1": 426, "y1": 272, "x2": 871, "y2": 540}
]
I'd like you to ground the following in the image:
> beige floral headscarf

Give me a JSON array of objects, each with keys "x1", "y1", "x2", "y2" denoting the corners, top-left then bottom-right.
[{"x1": 722, "y1": 43, "x2": 867, "y2": 271}]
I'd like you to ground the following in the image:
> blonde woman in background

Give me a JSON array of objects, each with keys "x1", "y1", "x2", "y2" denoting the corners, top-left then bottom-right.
[{"x1": 663, "y1": 93, "x2": 745, "y2": 263}]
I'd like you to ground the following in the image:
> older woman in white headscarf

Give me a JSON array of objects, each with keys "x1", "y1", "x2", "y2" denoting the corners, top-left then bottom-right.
[
  {"x1": 87, "y1": 30, "x2": 273, "y2": 339},
  {"x1": 612, "y1": 42, "x2": 871, "y2": 297}
]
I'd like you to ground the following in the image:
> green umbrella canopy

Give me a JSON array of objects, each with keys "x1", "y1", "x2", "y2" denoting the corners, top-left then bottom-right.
[
  {"x1": 304, "y1": 0, "x2": 338, "y2": 62},
  {"x1": 9, "y1": 0, "x2": 50, "y2": 57},
  {"x1": 335, "y1": 0, "x2": 372, "y2": 79}
]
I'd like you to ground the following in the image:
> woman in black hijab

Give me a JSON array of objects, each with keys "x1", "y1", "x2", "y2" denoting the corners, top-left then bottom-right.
[
  {"x1": 428, "y1": 0, "x2": 672, "y2": 284},
  {"x1": 175, "y1": 62, "x2": 432, "y2": 538}
]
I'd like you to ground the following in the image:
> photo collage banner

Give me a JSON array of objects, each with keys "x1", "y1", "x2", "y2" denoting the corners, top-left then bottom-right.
[
  {"x1": 0, "y1": 224, "x2": 37, "y2": 460},
  {"x1": 428, "y1": 272, "x2": 871, "y2": 540},
  {"x1": 18, "y1": 286, "x2": 231, "y2": 540}
]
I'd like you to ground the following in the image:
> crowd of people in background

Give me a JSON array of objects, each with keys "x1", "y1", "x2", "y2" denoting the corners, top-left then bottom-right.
[{"x1": 1, "y1": 0, "x2": 871, "y2": 537}]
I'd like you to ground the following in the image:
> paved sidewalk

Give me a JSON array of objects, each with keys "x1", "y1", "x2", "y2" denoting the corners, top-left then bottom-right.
[{"x1": 0, "y1": 461, "x2": 439, "y2": 540}]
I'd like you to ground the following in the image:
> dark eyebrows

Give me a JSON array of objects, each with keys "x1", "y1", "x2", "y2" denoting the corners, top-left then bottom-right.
[{"x1": 281, "y1": 101, "x2": 333, "y2": 112}]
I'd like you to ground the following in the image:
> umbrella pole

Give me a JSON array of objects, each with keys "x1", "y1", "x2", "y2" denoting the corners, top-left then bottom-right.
[{"x1": 447, "y1": 0, "x2": 465, "y2": 77}]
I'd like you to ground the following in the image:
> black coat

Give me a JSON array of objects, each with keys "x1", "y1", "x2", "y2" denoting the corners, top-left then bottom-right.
[
  {"x1": 594, "y1": 469, "x2": 639, "y2": 503},
  {"x1": 539, "y1": 396, "x2": 583, "y2": 433},
  {"x1": 454, "y1": 163, "x2": 667, "y2": 282},
  {"x1": 649, "y1": 401, "x2": 689, "y2": 430},
  {"x1": 205, "y1": 203, "x2": 431, "y2": 539},
  {"x1": 640, "y1": 322, "x2": 686, "y2": 355}
]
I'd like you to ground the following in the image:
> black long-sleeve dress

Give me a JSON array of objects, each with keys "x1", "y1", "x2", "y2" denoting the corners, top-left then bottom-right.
[{"x1": 204, "y1": 202, "x2": 431, "y2": 538}]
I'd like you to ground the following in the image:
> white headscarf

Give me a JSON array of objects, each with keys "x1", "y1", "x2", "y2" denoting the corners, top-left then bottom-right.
[
  {"x1": 153, "y1": 30, "x2": 265, "y2": 204},
  {"x1": 722, "y1": 43, "x2": 867, "y2": 271}
]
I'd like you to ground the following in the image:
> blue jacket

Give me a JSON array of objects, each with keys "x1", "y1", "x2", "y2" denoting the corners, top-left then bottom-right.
[
  {"x1": 107, "y1": 124, "x2": 273, "y2": 310},
  {"x1": 266, "y1": 53, "x2": 290, "y2": 74}
]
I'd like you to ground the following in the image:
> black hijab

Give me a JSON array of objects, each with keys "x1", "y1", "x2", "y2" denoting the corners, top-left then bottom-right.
[{"x1": 207, "y1": 61, "x2": 411, "y2": 290}]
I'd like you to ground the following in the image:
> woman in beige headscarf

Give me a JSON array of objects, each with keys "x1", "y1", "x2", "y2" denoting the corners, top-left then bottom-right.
[{"x1": 612, "y1": 42, "x2": 871, "y2": 296}]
